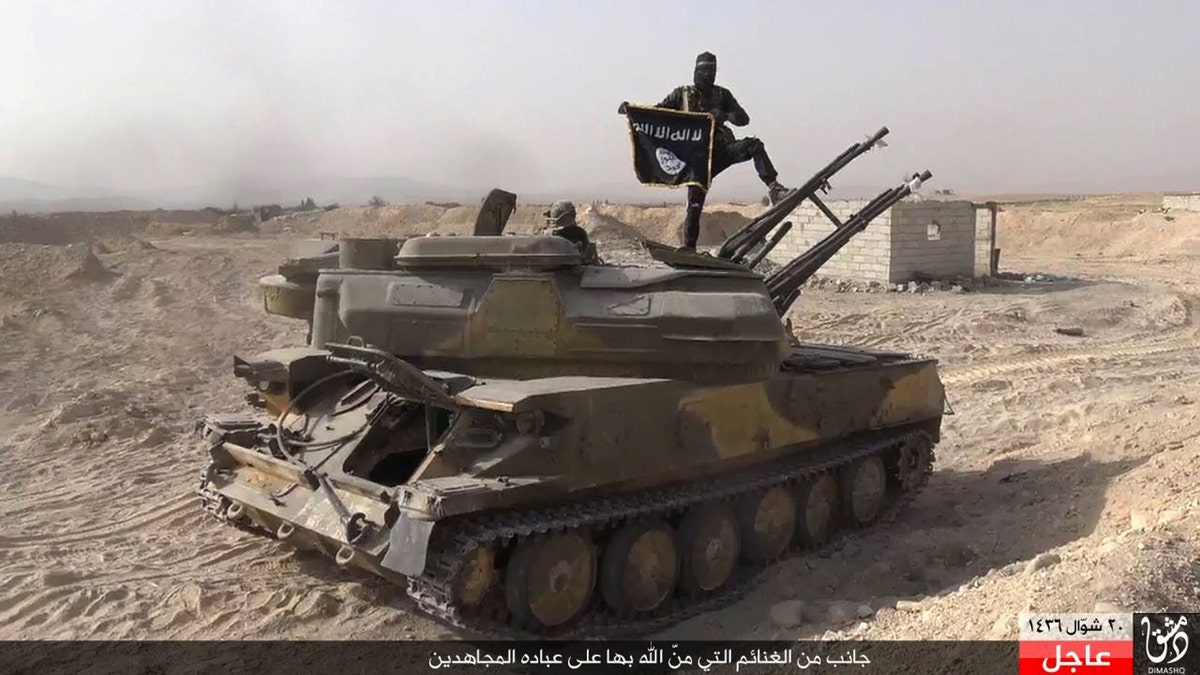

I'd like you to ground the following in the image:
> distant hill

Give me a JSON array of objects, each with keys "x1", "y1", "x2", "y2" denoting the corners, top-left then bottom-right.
[
  {"x1": 0, "y1": 176, "x2": 132, "y2": 206},
  {"x1": 128, "y1": 175, "x2": 476, "y2": 209},
  {"x1": 0, "y1": 174, "x2": 476, "y2": 213},
  {"x1": 0, "y1": 196, "x2": 159, "y2": 213},
  {"x1": 0, "y1": 173, "x2": 898, "y2": 213}
]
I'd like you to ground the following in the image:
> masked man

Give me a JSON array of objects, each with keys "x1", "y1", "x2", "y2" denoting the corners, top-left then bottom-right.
[{"x1": 620, "y1": 52, "x2": 790, "y2": 250}]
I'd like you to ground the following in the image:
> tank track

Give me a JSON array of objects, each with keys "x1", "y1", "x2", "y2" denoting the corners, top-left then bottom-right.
[
  {"x1": 194, "y1": 430, "x2": 935, "y2": 638},
  {"x1": 406, "y1": 428, "x2": 935, "y2": 640}
]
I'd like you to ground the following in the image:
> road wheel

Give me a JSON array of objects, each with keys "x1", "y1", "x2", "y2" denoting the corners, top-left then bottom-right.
[
  {"x1": 895, "y1": 435, "x2": 934, "y2": 492},
  {"x1": 840, "y1": 455, "x2": 888, "y2": 527},
  {"x1": 452, "y1": 545, "x2": 495, "y2": 607},
  {"x1": 796, "y1": 473, "x2": 838, "y2": 546},
  {"x1": 504, "y1": 530, "x2": 596, "y2": 629},
  {"x1": 678, "y1": 503, "x2": 740, "y2": 594},
  {"x1": 600, "y1": 519, "x2": 679, "y2": 613},
  {"x1": 737, "y1": 486, "x2": 797, "y2": 562}
]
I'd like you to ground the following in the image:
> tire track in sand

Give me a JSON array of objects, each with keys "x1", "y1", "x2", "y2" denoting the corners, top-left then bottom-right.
[
  {"x1": 941, "y1": 295, "x2": 1198, "y2": 387},
  {"x1": 940, "y1": 324, "x2": 1195, "y2": 386},
  {"x1": 943, "y1": 333, "x2": 1198, "y2": 387},
  {"x1": 0, "y1": 493, "x2": 193, "y2": 549}
]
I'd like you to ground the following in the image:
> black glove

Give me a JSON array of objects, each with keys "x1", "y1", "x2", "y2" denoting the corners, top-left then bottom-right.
[{"x1": 617, "y1": 101, "x2": 629, "y2": 115}]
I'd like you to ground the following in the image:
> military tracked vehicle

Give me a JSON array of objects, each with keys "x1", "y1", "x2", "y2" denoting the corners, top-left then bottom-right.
[{"x1": 196, "y1": 128, "x2": 946, "y2": 638}]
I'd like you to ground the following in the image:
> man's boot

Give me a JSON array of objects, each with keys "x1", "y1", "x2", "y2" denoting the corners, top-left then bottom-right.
[
  {"x1": 767, "y1": 181, "x2": 791, "y2": 206},
  {"x1": 680, "y1": 230, "x2": 697, "y2": 252}
]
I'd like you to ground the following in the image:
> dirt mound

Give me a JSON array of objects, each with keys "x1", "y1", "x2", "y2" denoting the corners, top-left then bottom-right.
[
  {"x1": 94, "y1": 235, "x2": 164, "y2": 254},
  {"x1": 998, "y1": 204, "x2": 1200, "y2": 259},
  {"x1": 578, "y1": 207, "x2": 641, "y2": 241},
  {"x1": 0, "y1": 244, "x2": 116, "y2": 299},
  {"x1": 278, "y1": 204, "x2": 457, "y2": 238},
  {"x1": 63, "y1": 245, "x2": 117, "y2": 283},
  {"x1": 29, "y1": 387, "x2": 165, "y2": 447},
  {"x1": 586, "y1": 202, "x2": 758, "y2": 245},
  {"x1": 0, "y1": 210, "x2": 230, "y2": 245},
  {"x1": 0, "y1": 300, "x2": 69, "y2": 333},
  {"x1": 140, "y1": 221, "x2": 194, "y2": 237},
  {"x1": 0, "y1": 213, "x2": 124, "y2": 245},
  {"x1": 213, "y1": 213, "x2": 259, "y2": 233},
  {"x1": 107, "y1": 274, "x2": 179, "y2": 309},
  {"x1": 276, "y1": 201, "x2": 763, "y2": 245},
  {"x1": 697, "y1": 209, "x2": 754, "y2": 245}
]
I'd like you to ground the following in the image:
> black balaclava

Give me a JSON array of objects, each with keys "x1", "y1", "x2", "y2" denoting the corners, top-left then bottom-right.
[{"x1": 694, "y1": 52, "x2": 717, "y2": 93}]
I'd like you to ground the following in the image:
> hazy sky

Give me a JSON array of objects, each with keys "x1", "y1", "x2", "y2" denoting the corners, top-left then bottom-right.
[{"x1": 2, "y1": 0, "x2": 1197, "y2": 200}]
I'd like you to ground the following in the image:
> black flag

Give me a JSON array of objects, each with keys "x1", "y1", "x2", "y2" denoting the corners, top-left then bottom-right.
[{"x1": 623, "y1": 105, "x2": 714, "y2": 189}]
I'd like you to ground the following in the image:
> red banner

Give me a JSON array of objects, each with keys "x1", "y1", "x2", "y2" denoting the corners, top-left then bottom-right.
[{"x1": 1019, "y1": 639, "x2": 1132, "y2": 675}]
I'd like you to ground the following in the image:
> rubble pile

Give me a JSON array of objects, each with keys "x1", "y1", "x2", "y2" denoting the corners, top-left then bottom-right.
[
  {"x1": 801, "y1": 275, "x2": 971, "y2": 295},
  {"x1": 795, "y1": 270, "x2": 1079, "y2": 295},
  {"x1": 995, "y1": 271, "x2": 1073, "y2": 283}
]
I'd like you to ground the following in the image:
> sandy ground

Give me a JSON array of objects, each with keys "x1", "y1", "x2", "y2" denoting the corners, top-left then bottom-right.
[{"x1": 0, "y1": 195, "x2": 1198, "y2": 642}]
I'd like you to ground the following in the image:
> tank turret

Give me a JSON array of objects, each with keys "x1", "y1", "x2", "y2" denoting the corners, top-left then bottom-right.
[
  {"x1": 259, "y1": 187, "x2": 519, "y2": 324},
  {"x1": 307, "y1": 234, "x2": 787, "y2": 383}
]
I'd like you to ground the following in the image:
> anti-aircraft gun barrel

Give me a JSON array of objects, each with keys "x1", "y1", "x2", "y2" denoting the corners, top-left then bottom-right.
[
  {"x1": 719, "y1": 126, "x2": 890, "y2": 263},
  {"x1": 765, "y1": 170, "x2": 933, "y2": 313},
  {"x1": 765, "y1": 170, "x2": 932, "y2": 315},
  {"x1": 765, "y1": 171, "x2": 931, "y2": 301},
  {"x1": 743, "y1": 221, "x2": 792, "y2": 270}
]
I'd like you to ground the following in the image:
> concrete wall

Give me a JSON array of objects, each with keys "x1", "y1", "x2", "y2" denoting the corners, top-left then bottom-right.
[
  {"x1": 765, "y1": 199, "x2": 892, "y2": 283},
  {"x1": 888, "y1": 201, "x2": 976, "y2": 282},
  {"x1": 1163, "y1": 193, "x2": 1200, "y2": 211},
  {"x1": 765, "y1": 198, "x2": 977, "y2": 284},
  {"x1": 974, "y1": 202, "x2": 997, "y2": 277}
]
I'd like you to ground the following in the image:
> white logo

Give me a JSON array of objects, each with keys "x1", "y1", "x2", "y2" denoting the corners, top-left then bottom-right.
[
  {"x1": 1143, "y1": 615, "x2": 1190, "y2": 665},
  {"x1": 655, "y1": 147, "x2": 686, "y2": 176}
]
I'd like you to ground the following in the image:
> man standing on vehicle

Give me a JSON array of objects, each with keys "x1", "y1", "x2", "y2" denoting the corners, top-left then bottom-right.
[{"x1": 620, "y1": 52, "x2": 790, "y2": 251}]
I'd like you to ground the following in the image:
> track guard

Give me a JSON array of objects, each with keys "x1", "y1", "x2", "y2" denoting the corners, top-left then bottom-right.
[{"x1": 380, "y1": 513, "x2": 438, "y2": 576}]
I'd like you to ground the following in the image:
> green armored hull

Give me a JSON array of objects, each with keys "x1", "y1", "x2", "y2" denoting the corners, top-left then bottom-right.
[
  {"x1": 199, "y1": 339, "x2": 941, "y2": 637},
  {"x1": 197, "y1": 132, "x2": 945, "y2": 636}
]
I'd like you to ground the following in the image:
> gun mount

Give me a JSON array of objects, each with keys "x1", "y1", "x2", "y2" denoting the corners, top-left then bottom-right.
[
  {"x1": 656, "y1": 127, "x2": 932, "y2": 317},
  {"x1": 719, "y1": 126, "x2": 891, "y2": 263},
  {"x1": 764, "y1": 170, "x2": 932, "y2": 314}
]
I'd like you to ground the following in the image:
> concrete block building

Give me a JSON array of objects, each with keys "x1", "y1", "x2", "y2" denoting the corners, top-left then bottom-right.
[
  {"x1": 763, "y1": 198, "x2": 998, "y2": 284},
  {"x1": 974, "y1": 201, "x2": 998, "y2": 277},
  {"x1": 1162, "y1": 193, "x2": 1200, "y2": 212}
]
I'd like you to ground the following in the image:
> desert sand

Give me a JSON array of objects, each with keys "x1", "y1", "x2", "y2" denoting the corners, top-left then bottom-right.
[{"x1": 0, "y1": 193, "x2": 1197, "y2": 643}]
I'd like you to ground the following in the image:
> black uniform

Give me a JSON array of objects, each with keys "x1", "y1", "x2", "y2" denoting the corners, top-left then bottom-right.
[
  {"x1": 551, "y1": 223, "x2": 590, "y2": 252},
  {"x1": 655, "y1": 52, "x2": 783, "y2": 249},
  {"x1": 655, "y1": 85, "x2": 778, "y2": 186}
]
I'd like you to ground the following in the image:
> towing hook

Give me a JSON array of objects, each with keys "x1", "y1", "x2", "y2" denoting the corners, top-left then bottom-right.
[
  {"x1": 277, "y1": 522, "x2": 295, "y2": 540},
  {"x1": 335, "y1": 545, "x2": 356, "y2": 566},
  {"x1": 345, "y1": 512, "x2": 371, "y2": 545}
]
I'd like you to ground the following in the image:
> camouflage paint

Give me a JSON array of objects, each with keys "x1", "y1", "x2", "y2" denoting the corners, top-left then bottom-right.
[{"x1": 201, "y1": 230, "x2": 945, "y2": 584}]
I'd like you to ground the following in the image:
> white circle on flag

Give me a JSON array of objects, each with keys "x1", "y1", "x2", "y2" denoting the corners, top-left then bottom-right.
[{"x1": 655, "y1": 147, "x2": 685, "y2": 176}]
